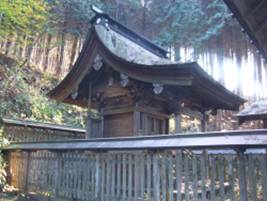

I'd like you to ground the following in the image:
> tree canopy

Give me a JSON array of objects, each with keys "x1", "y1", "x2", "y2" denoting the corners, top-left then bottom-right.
[{"x1": 0, "y1": 0, "x2": 49, "y2": 40}]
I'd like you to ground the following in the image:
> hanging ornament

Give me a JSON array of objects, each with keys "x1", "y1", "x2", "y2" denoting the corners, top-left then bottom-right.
[
  {"x1": 96, "y1": 17, "x2": 102, "y2": 24},
  {"x1": 104, "y1": 19, "x2": 110, "y2": 31},
  {"x1": 153, "y1": 83, "x2": 164, "y2": 95},
  {"x1": 120, "y1": 73, "x2": 129, "y2": 87},
  {"x1": 108, "y1": 76, "x2": 114, "y2": 86},
  {"x1": 93, "y1": 55, "x2": 103, "y2": 71}
]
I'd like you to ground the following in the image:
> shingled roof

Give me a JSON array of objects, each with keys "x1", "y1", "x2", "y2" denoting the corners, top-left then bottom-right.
[{"x1": 48, "y1": 6, "x2": 245, "y2": 111}]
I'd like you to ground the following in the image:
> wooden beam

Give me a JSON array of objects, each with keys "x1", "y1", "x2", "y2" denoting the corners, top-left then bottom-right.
[
  {"x1": 5, "y1": 129, "x2": 267, "y2": 151},
  {"x1": 86, "y1": 82, "x2": 92, "y2": 138},
  {"x1": 244, "y1": 0, "x2": 265, "y2": 18},
  {"x1": 254, "y1": 16, "x2": 267, "y2": 34},
  {"x1": 136, "y1": 106, "x2": 170, "y2": 119},
  {"x1": 103, "y1": 106, "x2": 134, "y2": 116}
]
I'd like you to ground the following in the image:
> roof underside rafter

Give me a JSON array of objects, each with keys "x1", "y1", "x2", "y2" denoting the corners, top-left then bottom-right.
[{"x1": 224, "y1": 0, "x2": 267, "y2": 61}]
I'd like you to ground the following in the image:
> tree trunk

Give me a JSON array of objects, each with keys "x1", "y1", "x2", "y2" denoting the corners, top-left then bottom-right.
[
  {"x1": 69, "y1": 36, "x2": 79, "y2": 70},
  {"x1": 5, "y1": 36, "x2": 13, "y2": 56},
  {"x1": 56, "y1": 33, "x2": 66, "y2": 75},
  {"x1": 43, "y1": 34, "x2": 52, "y2": 71}
]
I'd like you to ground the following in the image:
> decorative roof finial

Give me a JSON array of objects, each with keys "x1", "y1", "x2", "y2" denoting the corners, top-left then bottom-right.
[{"x1": 91, "y1": 5, "x2": 104, "y2": 15}]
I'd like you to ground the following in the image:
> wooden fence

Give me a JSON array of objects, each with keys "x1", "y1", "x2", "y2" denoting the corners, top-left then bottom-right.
[
  {"x1": 1, "y1": 118, "x2": 85, "y2": 142},
  {"x1": 3, "y1": 130, "x2": 267, "y2": 201}
]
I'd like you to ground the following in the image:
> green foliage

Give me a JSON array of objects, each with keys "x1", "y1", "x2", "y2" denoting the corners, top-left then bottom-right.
[
  {"x1": 0, "y1": 152, "x2": 6, "y2": 191},
  {"x1": 151, "y1": 0, "x2": 231, "y2": 58},
  {"x1": 0, "y1": 0, "x2": 49, "y2": 41},
  {"x1": 48, "y1": 0, "x2": 103, "y2": 37},
  {"x1": 0, "y1": 54, "x2": 87, "y2": 127},
  {"x1": 0, "y1": 124, "x2": 6, "y2": 191},
  {"x1": 47, "y1": 0, "x2": 142, "y2": 37}
]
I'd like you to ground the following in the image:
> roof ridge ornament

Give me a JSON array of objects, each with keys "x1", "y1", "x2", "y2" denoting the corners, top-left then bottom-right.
[{"x1": 91, "y1": 5, "x2": 105, "y2": 15}]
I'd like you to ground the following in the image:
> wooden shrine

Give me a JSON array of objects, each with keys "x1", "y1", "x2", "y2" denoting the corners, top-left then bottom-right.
[
  {"x1": 237, "y1": 101, "x2": 267, "y2": 128},
  {"x1": 48, "y1": 6, "x2": 245, "y2": 138}
]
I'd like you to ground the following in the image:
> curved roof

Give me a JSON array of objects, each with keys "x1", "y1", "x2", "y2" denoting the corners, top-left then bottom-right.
[{"x1": 48, "y1": 12, "x2": 245, "y2": 111}]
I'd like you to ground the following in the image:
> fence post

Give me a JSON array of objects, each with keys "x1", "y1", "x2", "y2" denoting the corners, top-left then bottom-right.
[
  {"x1": 55, "y1": 152, "x2": 62, "y2": 198},
  {"x1": 23, "y1": 151, "x2": 30, "y2": 193},
  {"x1": 95, "y1": 153, "x2": 101, "y2": 200},
  {"x1": 153, "y1": 152, "x2": 160, "y2": 201},
  {"x1": 237, "y1": 149, "x2": 248, "y2": 201}
]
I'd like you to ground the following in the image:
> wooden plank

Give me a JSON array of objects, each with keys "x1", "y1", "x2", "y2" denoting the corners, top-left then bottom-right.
[
  {"x1": 237, "y1": 150, "x2": 248, "y2": 201},
  {"x1": 259, "y1": 153, "x2": 267, "y2": 201},
  {"x1": 218, "y1": 157, "x2": 225, "y2": 201},
  {"x1": 210, "y1": 156, "x2": 216, "y2": 201},
  {"x1": 192, "y1": 155, "x2": 198, "y2": 201},
  {"x1": 200, "y1": 151, "x2": 207, "y2": 201},
  {"x1": 153, "y1": 153, "x2": 160, "y2": 201},
  {"x1": 122, "y1": 154, "x2": 127, "y2": 200},
  {"x1": 146, "y1": 153, "x2": 152, "y2": 200},
  {"x1": 116, "y1": 154, "x2": 121, "y2": 197},
  {"x1": 175, "y1": 150, "x2": 182, "y2": 201},
  {"x1": 81, "y1": 155, "x2": 88, "y2": 200},
  {"x1": 55, "y1": 152, "x2": 62, "y2": 198},
  {"x1": 168, "y1": 153, "x2": 174, "y2": 201},
  {"x1": 95, "y1": 154, "x2": 101, "y2": 199},
  {"x1": 23, "y1": 151, "x2": 30, "y2": 193},
  {"x1": 161, "y1": 152, "x2": 167, "y2": 201},
  {"x1": 184, "y1": 153, "x2": 190, "y2": 201},
  {"x1": 106, "y1": 154, "x2": 111, "y2": 200},
  {"x1": 133, "y1": 110, "x2": 140, "y2": 136},
  {"x1": 77, "y1": 154, "x2": 83, "y2": 199},
  {"x1": 129, "y1": 153, "x2": 133, "y2": 199},
  {"x1": 226, "y1": 156, "x2": 235, "y2": 201},
  {"x1": 6, "y1": 129, "x2": 267, "y2": 151},
  {"x1": 248, "y1": 155, "x2": 257, "y2": 201},
  {"x1": 134, "y1": 153, "x2": 140, "y2": 200},
  {"x1": 140, "y1": 153, "x2": 145, "y2": 200},
  {"x1": 111, "y1": 154, "x2": 116, "y2": 199},
  {"x1": 100, "y1": 154, "x2": 105, "y2": 201}
]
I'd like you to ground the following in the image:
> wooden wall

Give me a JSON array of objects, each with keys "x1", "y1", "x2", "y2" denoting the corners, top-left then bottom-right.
[{"x1": 103, "y1": 112, "x2": 134, "y2": 137}]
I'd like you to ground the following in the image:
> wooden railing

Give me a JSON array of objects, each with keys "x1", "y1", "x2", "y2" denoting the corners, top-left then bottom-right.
[
  {"x1": 2, "y1": 130, "x2": 267, "y2": 201},
  {"x1": 1, "y1": 118, "x2": 85, "y2": 142}
]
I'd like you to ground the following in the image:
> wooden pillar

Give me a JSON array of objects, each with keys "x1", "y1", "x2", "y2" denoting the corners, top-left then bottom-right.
[
  {"x1": 263, "y1": 119, "x2": 267, "y2": 128},
  {"x1": 174, "y1": 113, "x2": 181, "y2": 133},
  {"x1": 133, "y1": 109, "x2": 140, "y2": 136},
  {"x1": 86, "y1": 82, "x2": 92, "y2": 139},
  {"x1": 100, "y1": 108, "x2": 104, "y2": 138},
  {"x1": 201, "y1": 113, "x2": 208, "y2": 132}
]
